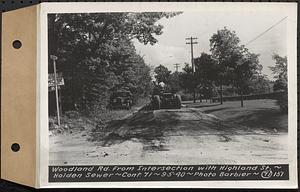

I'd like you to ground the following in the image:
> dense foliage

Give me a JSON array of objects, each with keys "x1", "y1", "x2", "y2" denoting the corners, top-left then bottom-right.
[
  {"x1": 50, "y1": 13, "x2": 284, "y2": 113},
  {"x1": 152, "y1": 27, "x2": 277, "y2": 107},
  {"x1": 48, "y1": 12, "x2": 179, "y2": 114},
  {"x1": 209, "y1": 28, "x2": 261, "y2": 106},
  {"x1": 269, "y1": 54, "x2": 288, "y2": 112}
]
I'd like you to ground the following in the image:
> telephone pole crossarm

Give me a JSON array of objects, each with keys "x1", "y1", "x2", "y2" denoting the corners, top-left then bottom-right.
[{"x1": 185, "y1": 36, "x2": 198, "y2": 73}]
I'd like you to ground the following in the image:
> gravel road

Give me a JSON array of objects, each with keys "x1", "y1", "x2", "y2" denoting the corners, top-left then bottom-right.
[{"x1": 49, "y1": 105, "x2": 288, "y2": 165}]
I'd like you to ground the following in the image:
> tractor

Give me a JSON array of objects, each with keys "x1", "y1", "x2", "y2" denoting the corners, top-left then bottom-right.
[{"x1": 151, "y1": 92, "x2": 182, "y2": 110}]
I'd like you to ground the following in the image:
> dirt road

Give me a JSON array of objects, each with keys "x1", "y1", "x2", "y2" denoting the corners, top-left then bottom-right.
[{"x1": 49, "y1": 103, "x2": 288, "y2": 165}]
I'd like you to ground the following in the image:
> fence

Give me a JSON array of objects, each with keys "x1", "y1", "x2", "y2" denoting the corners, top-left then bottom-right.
[{"x1": 211, "y1": 91, "x2": 286, "y2": 102}]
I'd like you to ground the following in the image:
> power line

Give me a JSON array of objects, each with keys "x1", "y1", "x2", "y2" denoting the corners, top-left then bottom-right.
[{"x1": 245, "y1": 16, "x2": 288, "y2": 46}]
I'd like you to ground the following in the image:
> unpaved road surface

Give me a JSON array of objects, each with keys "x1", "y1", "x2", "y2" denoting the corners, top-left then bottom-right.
[{"x1": 50, "y1": 106, "x2": 288, "y2": 165}]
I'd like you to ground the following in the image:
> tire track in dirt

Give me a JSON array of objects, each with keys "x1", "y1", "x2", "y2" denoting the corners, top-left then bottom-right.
[{"x1": 50, "y1": 105, "x2": 288, "y2": 165}]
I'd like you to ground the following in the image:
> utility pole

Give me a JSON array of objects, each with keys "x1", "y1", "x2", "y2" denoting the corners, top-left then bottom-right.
[
  {"x1": 50, "y1": 55, "x2": 61, "y2": 126},
  {"x1": 186, "y1": 37, "x2": 198, "y2": 103},
  {"x1": 174, "y1": 63, "x2": 180, "y2": 72}
]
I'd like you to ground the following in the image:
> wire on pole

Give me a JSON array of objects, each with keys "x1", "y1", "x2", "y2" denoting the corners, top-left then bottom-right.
[
  {"x1": 245, "y1": 16, "x2": 288, "y2": 46},
  {"x1": 185, "y1": 36, "x2": 198, "y2": 103},
  {"x1": 185, "y1": 37, "x2": 198, "y2": 73}
]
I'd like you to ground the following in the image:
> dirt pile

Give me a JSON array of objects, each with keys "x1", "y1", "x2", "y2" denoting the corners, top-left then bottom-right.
[
  {"x1": 89, "y1": 110, "x2": 180, "y2": 146},
  {"x1": 49, "y1": 111, "x2": 97, "y2": 136}
]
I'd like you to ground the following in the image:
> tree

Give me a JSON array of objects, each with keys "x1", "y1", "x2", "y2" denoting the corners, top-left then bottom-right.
[
  {"x1": 210, "y1": 27, "x2": 260, "y2": 107},
  {"x1": 233, "y1": 50, "x2": 260, "y2": 107},
  {"x1": 153, "y1": 65, "x2": 182, "y2": 93},
  {"x1": 168, "y1": 72, "x2": 181, "y2": 93},
  {"x1": 154, "y1": 65, "x2": 171, "y2": 84},
  {"x1": 48, "y1": 12, "x2": 180, "y2": 113},
  {"x1": 179, "y1": 63, "x2": 196, "y2": 94},
  {"x1": 194, "y1": 53, "x2": 219, "y2": 101},
  {"x1": 250, "y1": 74, "x2": 271, "y2": 94},
  {"x1": 269, "y1": 54, "x2": 287, "y2": 91},
  {"x1": 210, "y1": 27, "x2": 242, "y2": 104},
  {"x1": 269, "y1": 54, "x2": 288, "y2": 112},
  {"x1": 249, "y1": 63, "x2": 272, "y2": 94}
]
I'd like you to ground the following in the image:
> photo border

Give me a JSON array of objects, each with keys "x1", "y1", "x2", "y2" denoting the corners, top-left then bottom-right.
[{"x1": 38, "y1": 2, "x2": 298, "y2": 188}]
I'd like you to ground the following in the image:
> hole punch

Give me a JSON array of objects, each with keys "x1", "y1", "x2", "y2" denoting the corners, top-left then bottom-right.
[
  {"x1": 11, "y1": 143, "x2": 20, "y2": 152},
  {"x1": 12, "y1": 40, "x2": 22, "y2": 49}
]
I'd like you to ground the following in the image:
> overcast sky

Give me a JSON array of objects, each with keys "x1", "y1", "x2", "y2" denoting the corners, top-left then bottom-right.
[{"x1": 133, "y1": 10, "x2": 287, "y2": 80}]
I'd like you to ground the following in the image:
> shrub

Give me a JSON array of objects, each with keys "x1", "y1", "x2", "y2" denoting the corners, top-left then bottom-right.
[
  {"x1": 276, "y1": 92, "x2": 288, "y2": 113},
  {"x1": 180, "y1": 92, "x2": 194, "y2": 101}
]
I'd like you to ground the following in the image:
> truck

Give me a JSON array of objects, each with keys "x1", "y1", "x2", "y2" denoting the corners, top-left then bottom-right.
[{"x1": 108, "y1": 91, "x2": 133, "y2": 110}]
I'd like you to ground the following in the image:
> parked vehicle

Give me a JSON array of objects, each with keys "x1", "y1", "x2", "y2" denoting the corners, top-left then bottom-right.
[{"x1": 109, "y1": 91, "x2": 133, "y2": 110}]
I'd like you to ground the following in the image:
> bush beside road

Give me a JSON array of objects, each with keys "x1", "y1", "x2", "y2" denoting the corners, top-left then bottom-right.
[{"x1": 49, "y1": 97, "x2": 149, "y2": 135}]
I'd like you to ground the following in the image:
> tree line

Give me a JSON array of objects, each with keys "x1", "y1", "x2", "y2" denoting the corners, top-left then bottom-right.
[
  {"x1": 154, "y1": 27, "x2": 287, "y2": 110},
  {"x1": 48, "y1": 12, "x2": 180, "y2": 114},
  {"x1": 48, "y1": 13, "x2": 287, "y2": 114}
]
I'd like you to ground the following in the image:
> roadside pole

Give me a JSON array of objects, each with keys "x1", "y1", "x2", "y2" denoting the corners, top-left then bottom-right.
[
  {"x1": 50, "y1": 55, "x2": 61, "y2": 126},
  {"x1": 186, "y1": 37, "x2": 198, "y2": 103},
  {"x1": 174, "y1": 63, "x2": 180, "y2": 72}
]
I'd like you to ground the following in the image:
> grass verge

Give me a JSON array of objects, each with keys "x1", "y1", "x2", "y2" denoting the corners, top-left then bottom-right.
[
  {"x1": 49, "y1": 97, "x2": 149, "y2": 135},
  {"x1": 184, "y1": 99, "x2": 287, "y2": 132}
]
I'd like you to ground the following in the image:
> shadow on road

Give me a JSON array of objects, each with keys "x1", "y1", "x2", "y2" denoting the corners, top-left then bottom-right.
[
  {"x1": 226, "y1": 108, "x2": 287, "y2": 132},
  {"x1": 87, "y1": 99, "x2": 287, "y2": 154},
  {"x1": 89, "y1": 109, "x2": 180, "y2": 152}
]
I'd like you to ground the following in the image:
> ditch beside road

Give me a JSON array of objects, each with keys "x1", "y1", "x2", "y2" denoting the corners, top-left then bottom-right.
[{"x1": 49, "y1": 99, "x2": 288, "y2": 165}]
